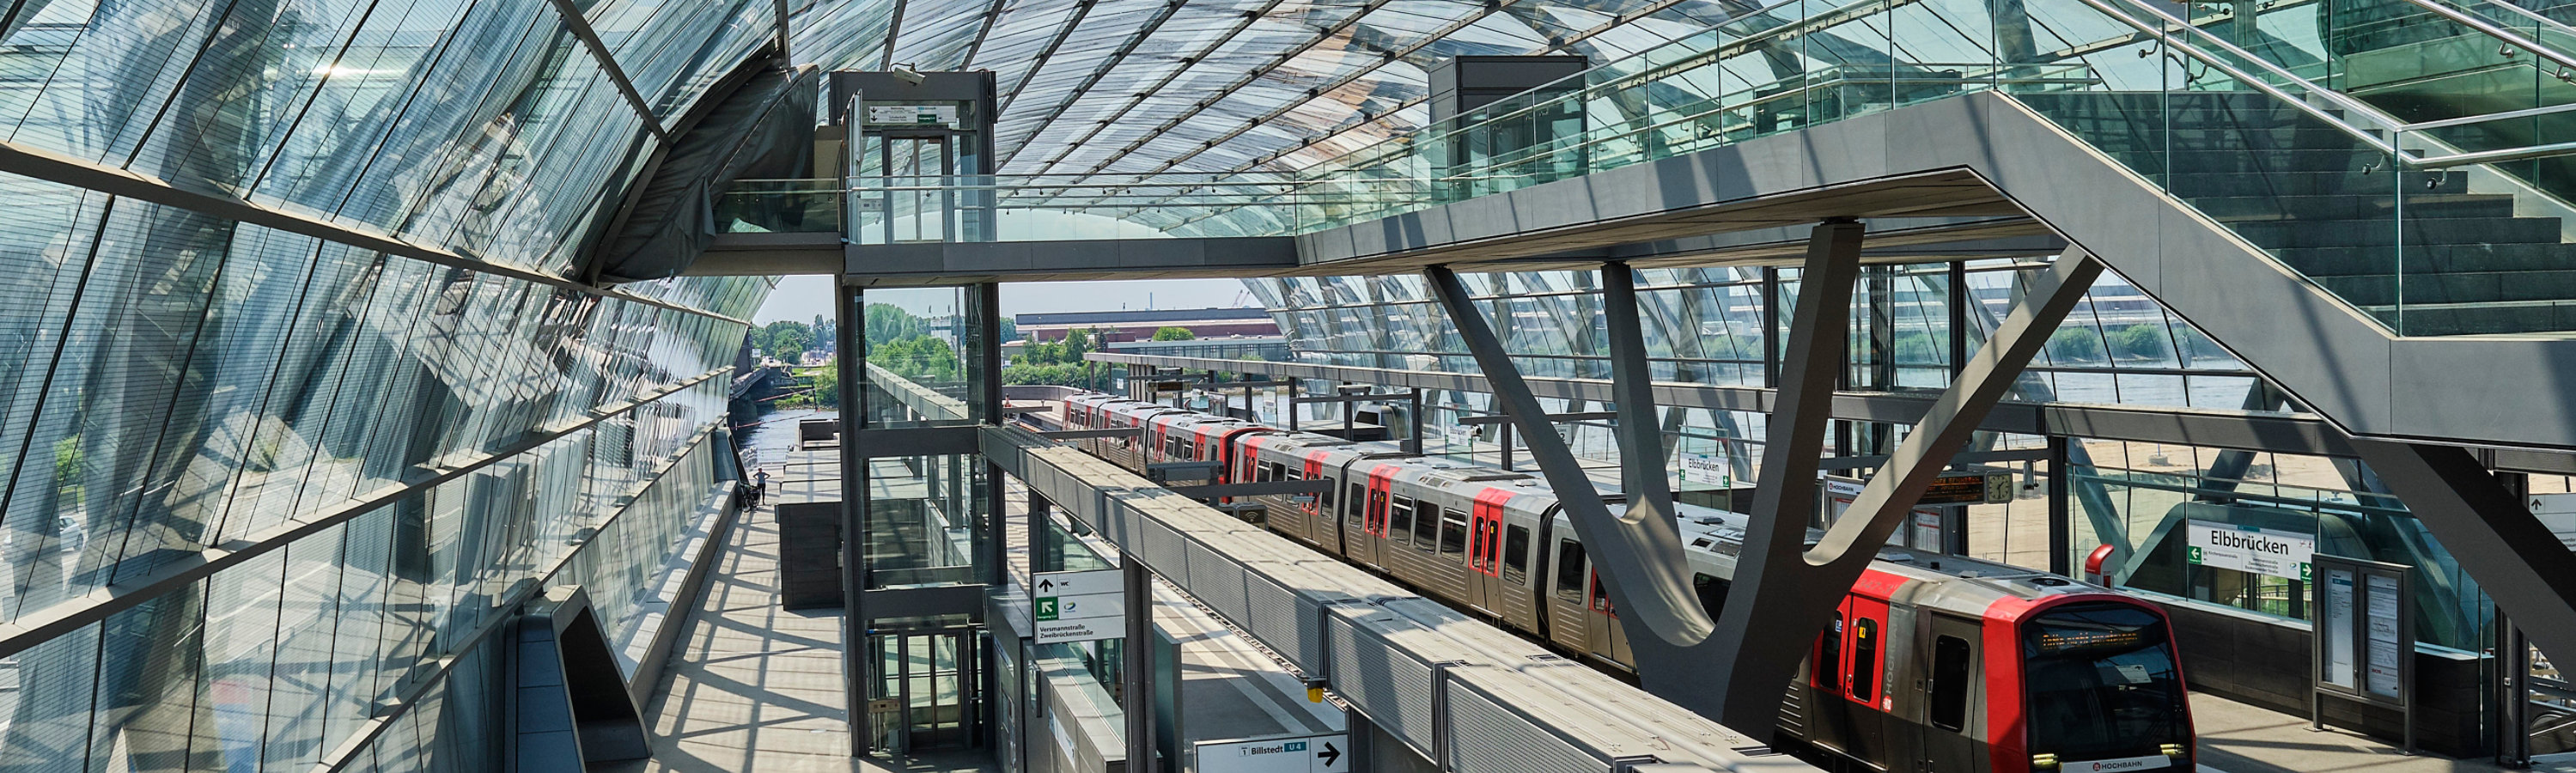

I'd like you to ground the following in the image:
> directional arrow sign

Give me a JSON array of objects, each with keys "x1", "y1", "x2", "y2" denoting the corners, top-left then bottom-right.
[
  {"x1": 1194, "y1": 733, "x2": 1349, "y2": 773},
  {"x1": 1029, "y1": 569, "x2": 1124, "y2": 644}
]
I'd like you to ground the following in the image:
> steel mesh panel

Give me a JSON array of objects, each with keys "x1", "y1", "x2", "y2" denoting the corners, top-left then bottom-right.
[
  {"x1": 1327, "y1": 615, "x2": 1440, "y2": 754},
  {"x1": 1139, "y1": 514, "x2": 1186, "y2": 569},
  {"x1": 1184, "y1": 539, "x2": 1251, "y2": 622},
  {"x1": 1240, "y1": 573, "x2": 1312, "y2": 670},
  {"x1": 1447, "y1": 681, "x2": 1608, "y2": 773}
]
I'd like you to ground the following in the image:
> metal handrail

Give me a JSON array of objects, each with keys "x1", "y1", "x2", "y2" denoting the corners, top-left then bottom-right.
[{"x1": 2394, "y1": 0, "x2": 2576, "y2": 75}]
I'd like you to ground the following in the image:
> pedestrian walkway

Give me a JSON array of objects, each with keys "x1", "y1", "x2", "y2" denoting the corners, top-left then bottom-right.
[
  {"x1": 605, "y1": 499, "x2": 994, "y2": 773},
  {"x1": 2192, "y1": 693, "x2": 2576, "y2": 773}
]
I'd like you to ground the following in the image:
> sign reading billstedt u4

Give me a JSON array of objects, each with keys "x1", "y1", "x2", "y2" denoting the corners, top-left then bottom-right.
[
  {"x1": 1030, "y1": 569, "x2": 1124, "y2": 644},
  {"x1": 1195, "y1": 733, "x2": 1349, "y2": 773}
]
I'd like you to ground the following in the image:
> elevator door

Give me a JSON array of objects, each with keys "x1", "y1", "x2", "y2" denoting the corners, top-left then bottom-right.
[
  {"x1": 881, "y1": 134, "x2": 954, "y2": 243},
  {"x1": 871, "y1": 629, "x2": 982, "y2": 752}
]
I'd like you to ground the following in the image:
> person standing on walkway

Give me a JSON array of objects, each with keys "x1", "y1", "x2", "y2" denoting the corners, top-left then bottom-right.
[{"x1": 755, "y1": 467, "x2": 770, "y2": 492}]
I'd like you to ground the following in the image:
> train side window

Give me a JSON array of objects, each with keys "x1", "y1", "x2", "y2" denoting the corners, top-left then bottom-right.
[
  {"x1": 1271, "y1": 463, "x2": 1290, "y2": 481},
  {"x1": 1815, "y1": 613, "x2": 1843, "y2": 692},
  {"x1": 1254, "y1": 462, "x2": 1271, "y2": 482},
  {"x1": 1346, "y1": 484, "x2": 1365, "y2": 526},
  {"x1": 1502, "y1": 526, "x2": 1531, "y2": 584},
  {"x1": 1319, "y1": 478, "x2": 1335, "y2": 510},
  {"x1": 1691, "y1": 573, "x2": 1729, "y2": 621},
  {"x1": 1553, "y1": 540, "x2": 1586, "y2": 602},
  {"x1": 1928, "y1": 636, "x2": 1972, "y2": 732},
  {"x1": 1848, "y1": 618, "x2": 1880, "y2": 702},
  {"x1": 1437, "y1": 509, "x2": 1466, "y2": 557},
  {"x1": 1387, "y1": 497, "x2": 1414, "y2": 544},
  {"x1": 1410, "y1": 502, "x2": 1440, "y2": 551}
]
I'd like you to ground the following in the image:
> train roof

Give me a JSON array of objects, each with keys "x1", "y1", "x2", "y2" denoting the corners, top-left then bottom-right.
[{"x1": 1668, "y1": 505, "x2": 2116, "y2": 610}]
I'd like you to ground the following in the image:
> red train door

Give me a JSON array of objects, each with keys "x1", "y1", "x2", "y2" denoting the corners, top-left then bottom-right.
[
  {"x1": 1351, "y1": 465, "x2": 1397, "y2": 566},
  {"x1": 1464, "y1": 490, "x2": 1509, "y2": 613}
]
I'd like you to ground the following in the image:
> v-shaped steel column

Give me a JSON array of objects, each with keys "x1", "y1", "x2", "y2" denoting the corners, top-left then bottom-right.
[
  {"x1": 1430, "y1": 222, "x2": 2107, "y2": 732},
  {"x1": 1425, "y1": 268, "x2": 1714, "y2": 648}
]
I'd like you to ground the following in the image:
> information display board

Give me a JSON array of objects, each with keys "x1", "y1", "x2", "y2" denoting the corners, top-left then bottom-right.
[{"x1": 2311, "y1": 555, "x2": 2412, "y2": 752}]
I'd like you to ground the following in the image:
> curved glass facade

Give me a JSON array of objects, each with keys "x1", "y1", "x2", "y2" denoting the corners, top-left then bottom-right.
[{"x1": 0, "y1": 0, "x2": 776, "y2": 770}]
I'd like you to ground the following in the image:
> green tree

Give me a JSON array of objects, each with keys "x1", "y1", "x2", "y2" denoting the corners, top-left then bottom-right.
[
  {"x1": 2107, "y1": 324, "x2": 2171, "y2": 360},
  {"x1": 1152, "y1": 326, "x2": 1196, "y2": 341},
  {"x1": 2047, "y1": 327, "x2": 2104, "y2": 363}
]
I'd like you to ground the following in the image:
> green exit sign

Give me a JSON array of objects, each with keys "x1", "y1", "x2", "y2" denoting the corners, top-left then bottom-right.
[{"x1": 1034, "y1": 597, "x2": 1059, "y2": 621}]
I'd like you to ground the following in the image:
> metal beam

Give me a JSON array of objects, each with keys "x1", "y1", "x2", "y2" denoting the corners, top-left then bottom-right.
[
  {"x1": 1163, "y1": 479, "x2": 1331, "y2": 499},
  {"x1": 2349, "y1": 439, "x2": 2576, "y2": 666},
  {"x1": 1603, "y1": 262, "x2": 1676, "y2": 524},
  {"x1": 1704, "y1": 219, "x2": 1863, "y2": 728},
  {"x1": 0, "y1": 137, "x2": 743, "y2": 325},
  {"x1": 1809, "y1": 251, "x2": 2101, "y2": 563},
  {"x1": 1082, "y1": 351, "x2": 2370, "y2": 462},
  {"x1": 0, "y1": 368, "x2": 732, "y2": 660},
  {"x1": 540, "y1": 0, "x2": 675, "y2": 142},
  {"x1": 1426, "y1": 265, "x2": 1712, "y2": 670}
]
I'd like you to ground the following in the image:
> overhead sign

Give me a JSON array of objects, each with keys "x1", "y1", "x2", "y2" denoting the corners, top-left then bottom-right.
[
  {"x1": 863, "y1": 104, "x2": 959, "y2": 127},
  {"x1": 1917, "y1": 472, "x2": 2016, "y2": 505},
  {"x1": 2185, "y1": 520, "x2": 2314, "y2": 581},
  {"x1": 1031, "y1": 569, "x2": 1124, "y2": 644},
  {"x1": 1195, "y1": 733, "x2": 1349, "y2": 773},
  {"x1": 1679, "y1": 453, "x2": 1731, "y2": 487}
]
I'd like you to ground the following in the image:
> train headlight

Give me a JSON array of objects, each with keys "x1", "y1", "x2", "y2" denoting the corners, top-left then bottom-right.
[{"x1": 2031, "y1": 753, "x2": 2059, "y2": 770}]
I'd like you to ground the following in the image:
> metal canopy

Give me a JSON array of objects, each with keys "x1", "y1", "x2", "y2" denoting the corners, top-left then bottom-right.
[{"x1": 785, "y1": 0, "x2": 1763, "y2": 176}]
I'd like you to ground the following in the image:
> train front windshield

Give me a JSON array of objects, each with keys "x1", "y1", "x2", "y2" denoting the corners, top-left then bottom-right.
[{"x1": 2022, "y1": 603, "x2": 2189, "y2": 769}]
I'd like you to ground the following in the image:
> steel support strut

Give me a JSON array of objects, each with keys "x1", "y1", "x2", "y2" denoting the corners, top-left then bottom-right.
[
  {"x1": 1604, "y1": 264, "x2": 1677, "y2": 525},
  {"x1": 1424, "y1": 267, "x2": 1713, "y2": 651},
  {"x1": 2348, "y1": 439, "x2": 2576, "y2": 672},
  {"x1": 1716, "y1": 246, "x2": 2101, "y2": 727},
  {"x1": 1702, "y1": 219, "x2": 1867, "y2": 727}
]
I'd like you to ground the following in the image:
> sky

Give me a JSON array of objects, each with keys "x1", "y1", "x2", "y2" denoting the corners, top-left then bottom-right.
[{"x1": 751, "y1": 275, "x2": 1254, "y2": 323}]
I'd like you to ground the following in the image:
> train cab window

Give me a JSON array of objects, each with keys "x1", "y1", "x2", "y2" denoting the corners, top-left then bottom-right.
[
  {"x1": 1848, "y1": 618, "x2": 1880, "y2": 702},
  {"x1": 1387, "y1": 497, "x2": 1414, "y2": 544},
  {"x1": 2021, "y1": 603, "x2": 2188, "y2": 764},
  {"x1": 1691, "y1": 573, "x2": 1729, "y2": 621},
  {"x1": 1553, "y1": 540, "x2": 1586, "y2": 602},
  {"x1": 1928, "y1": 636, "x2": 1972, "y2": 732},
  {"x1": 1815, "y1": 613, "x2": 1843, "y2": 692},
  {"x1": 1437, "y1": 510, "x2": 1467, "y2": 558},
  {"x1": 1410, "y1": 502, "x2": 1440, "y2": 551},
  {"x1": 1501, "y1": 526, "x2": 1532, "y2": 584}
]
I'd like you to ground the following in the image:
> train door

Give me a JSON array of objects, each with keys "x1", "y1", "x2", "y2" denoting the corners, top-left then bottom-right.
[
  {"x1": 1545, "y1": 538, "x2": 1590, "y2": 653},
  {"x1": 1838, "y1": 594, "x2": 1893, "y2": 768},
  {"x1": 1915, "y1": 613, "x2": 1983, "y2": 773},
  {"x1": 1335, "y1": 461, "x2": 1370, "y2": 561},
  {"x1": 1586, "y1": 571, "x2": 1631, "y2": 666},
  {"x1": 1304, "y1": 453, "x2": 1335, "y2": 550},
  {"x1": 1464, "y1": 490, "x2": 1509, "y2": 615},
  {"x1": 1356, "y1": 465, "x2": 1397, "y2": 567}
]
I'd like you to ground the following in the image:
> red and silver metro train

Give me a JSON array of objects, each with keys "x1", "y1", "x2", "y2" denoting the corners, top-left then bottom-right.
[{"x1": 1055, "y1": 392, "x2": 2195, "y2": 773}]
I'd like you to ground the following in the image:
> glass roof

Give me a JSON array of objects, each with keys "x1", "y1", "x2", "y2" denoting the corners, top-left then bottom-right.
[{"x1": 788, "y1": 0, "x2": 1743, "y2": 174}]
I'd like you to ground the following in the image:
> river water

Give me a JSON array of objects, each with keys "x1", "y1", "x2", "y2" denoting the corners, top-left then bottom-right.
[{"x1": 735, "y1": 407, "x2": 835, "y2": 479}]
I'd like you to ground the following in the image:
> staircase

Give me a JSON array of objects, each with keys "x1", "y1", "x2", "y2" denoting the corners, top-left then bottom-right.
[{"x1": 2019, "y1": 90, "x2": 2576, "y2": 335}]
